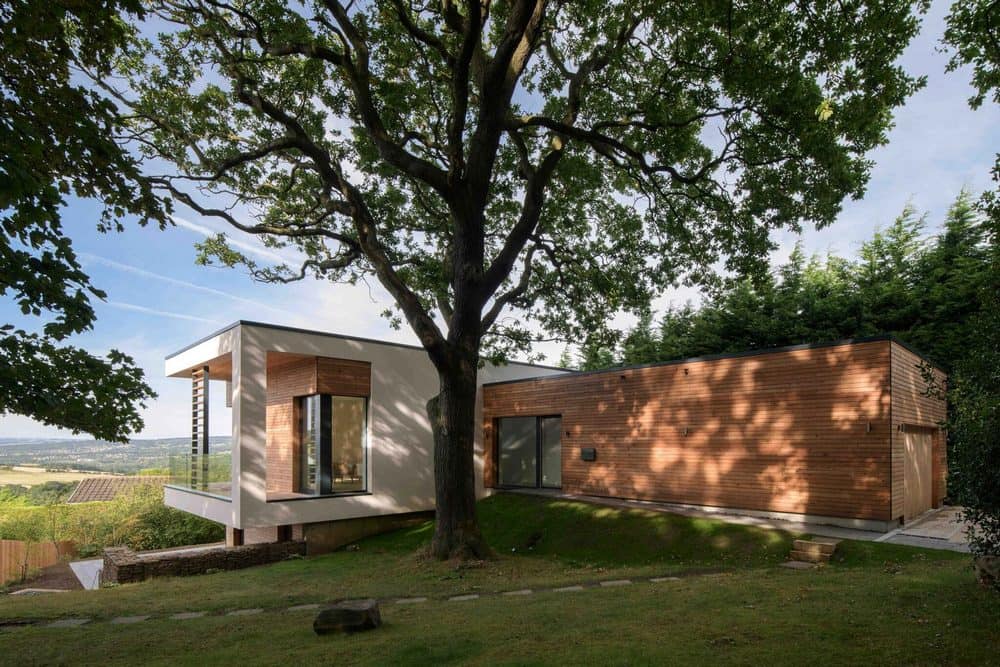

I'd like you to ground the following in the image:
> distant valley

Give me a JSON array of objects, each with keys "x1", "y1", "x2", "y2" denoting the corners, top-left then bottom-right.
[{"x1": 0, "y1": 437, "x2": 232, "y2": 474}]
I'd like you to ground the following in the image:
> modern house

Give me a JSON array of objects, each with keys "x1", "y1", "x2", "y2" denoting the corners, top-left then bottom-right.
[
  {"x1": 164, "y1": 324, "x2": 946, "y2": 552},
  {"x1": 163, "y1": 321, "x2": 569, "y2": 551},
  {"x1": 483, "y1": 337, "x2": 946, "y2": 530}
]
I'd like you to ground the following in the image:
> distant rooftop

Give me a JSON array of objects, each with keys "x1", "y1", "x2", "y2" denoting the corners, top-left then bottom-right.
[{"x1": 65, "y1": 476, "x2": 168, "y2": 504}]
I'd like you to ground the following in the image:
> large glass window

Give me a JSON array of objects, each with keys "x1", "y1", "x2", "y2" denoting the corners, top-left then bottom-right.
[
  {"x1": 498, "y1": 416, "x2": 562, "y2": 488},
  {"x1": 539, "y1": 416, "x2": 562, "y2": 489},
  {"x1": 332, "y1": 397, "x2": 366, "y2": 492},
  {"x1": 298, "y1": 394, "x2": 367, "y2": 495},
  {"x1": 300, "y1": 395, "x2": 321, "y2": 494},
  {"x1": 498, "y1": 417, "x2": 537, "y2": 487}
]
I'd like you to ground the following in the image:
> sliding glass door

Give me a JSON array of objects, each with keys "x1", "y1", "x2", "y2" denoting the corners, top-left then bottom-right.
[
  {"x1": 497, "y1": 416, "x2": 562, "y2": 489},
  {"x1": 539, "y1": 416, "x2": 562, "y2": 488}
]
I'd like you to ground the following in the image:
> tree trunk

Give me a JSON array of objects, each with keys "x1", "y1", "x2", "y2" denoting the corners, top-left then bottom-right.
[{"x1": 428, "y1": 350, "x2": 491, "y2": 560}]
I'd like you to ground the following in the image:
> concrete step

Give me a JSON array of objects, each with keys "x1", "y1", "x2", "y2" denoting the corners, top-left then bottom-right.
[
  {"x1": 789, "y1": 549, "x2": 831, "y2": 563},
  {"x1": 793, "y1": 539, "x2": 840, "y2": 557}
]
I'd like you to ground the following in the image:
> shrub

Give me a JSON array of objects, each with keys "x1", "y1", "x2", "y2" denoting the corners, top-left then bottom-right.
[
  {"x1": 0, "y1": 484, "x2": 223, "y2": 552},
  {"x1": 939, "y1": 213, "x2": 1000, "y2": 589}
]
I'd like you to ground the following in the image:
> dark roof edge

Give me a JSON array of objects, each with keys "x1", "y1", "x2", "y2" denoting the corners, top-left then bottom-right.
[
  {"x1": 164, "y1": 320, "x2": 569, "y2": 371},
  {"x1": 482, "y1": 334, "x2": 946, "y2": 388}
]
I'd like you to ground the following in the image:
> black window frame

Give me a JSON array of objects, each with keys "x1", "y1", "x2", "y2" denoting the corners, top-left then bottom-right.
[
  {"x1": 495, "y1": 414, "x2": 562, "y2": 489},
  {"x1": 298, "y1": 393, "x2": 368, "y2": 496}
]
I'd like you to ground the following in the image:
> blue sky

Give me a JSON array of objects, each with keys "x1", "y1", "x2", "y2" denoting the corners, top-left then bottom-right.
[{"x1": 2, "y1": 0, "x2": 997, "y2": 439}]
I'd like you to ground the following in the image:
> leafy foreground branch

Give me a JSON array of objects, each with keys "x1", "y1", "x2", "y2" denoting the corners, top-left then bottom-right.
[{"x1": 0, "y1": 0, "x2": 163, "y2": 440}]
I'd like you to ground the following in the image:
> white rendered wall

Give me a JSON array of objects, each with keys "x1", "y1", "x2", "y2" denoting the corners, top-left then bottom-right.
[{"x1": 199, "y1": 323, "x2": 569, "y2": 530}]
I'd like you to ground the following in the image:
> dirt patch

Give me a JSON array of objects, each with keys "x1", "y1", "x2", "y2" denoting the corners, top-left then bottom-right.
[{"x1": 6, "y1": 562, "x2": 83, "y2": 592}]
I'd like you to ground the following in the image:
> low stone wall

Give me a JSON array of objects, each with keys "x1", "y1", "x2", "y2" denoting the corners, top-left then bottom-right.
[{"x1": 101, "y1": 541, "x2": 306, "y2": 585}]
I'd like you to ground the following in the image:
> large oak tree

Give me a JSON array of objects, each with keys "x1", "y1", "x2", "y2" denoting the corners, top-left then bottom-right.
[{"x1": 113, "y1": 0, "x2": 927, "y2": 558}]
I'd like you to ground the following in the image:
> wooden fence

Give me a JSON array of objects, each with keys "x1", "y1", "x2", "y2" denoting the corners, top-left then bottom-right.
[{"x1": 0, "y1": 539, "x2": 75, "y2": 585}]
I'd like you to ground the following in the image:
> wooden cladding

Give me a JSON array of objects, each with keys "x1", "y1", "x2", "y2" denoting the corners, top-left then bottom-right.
[
  {"x1": 265, "y1": 355, "x2": 371, "y2": 494},
  {"x1": 484, "y1": 340, "x2": 946, "y2": 523},
  {"x1": 890, "y1": 344, "x2": 947, "y2": 519}
]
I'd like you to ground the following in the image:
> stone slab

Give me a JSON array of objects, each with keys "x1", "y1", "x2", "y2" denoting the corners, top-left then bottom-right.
[
  {"x1": 553, "y1": 585, "x2": 584, "y2": 592},
  {"x1": 501, "y1": 589, "x2": 533, "y2": 596},
  {"x1": 650, "y1": 577, "x2": 681, "y2": 583},
  {"x1": 227, "y1": 608, "x2": 263, "y2": 616},
  {"x1": 287, "y1": 604, "x2": 321, "y2": 613},
  {"x1": 170, "y1": 611, "x2": 207, "y2": 620},
  {"x1": 448, "y1": 594, "x2": 479, "y2": 602},
  {"x1": 779, "y1": 560, "x2": 816, "y2": 570},
  {"x1": 599, "y1": 579, "x2": 632, "y2": 587},
  {"x1": 394, "y1": 597, "x2": 428, "y2": 604},
  {"x1": 46, "y1": 618, "x2": 91, "y2": 628},
  {"x1": 111, "y1": 615, "x2": 150, "y2": 625}
]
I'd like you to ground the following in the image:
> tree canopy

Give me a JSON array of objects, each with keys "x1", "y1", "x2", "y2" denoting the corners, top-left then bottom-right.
[
  {"x1": 102, "y1": 0, "x2": 928, "y2": 556},
  {"x1": 584, "y1": 191, "x2": 990, "y2": 371},
  {"x1": 0, "y1": 0, "x2": 160, "y2": 440}
]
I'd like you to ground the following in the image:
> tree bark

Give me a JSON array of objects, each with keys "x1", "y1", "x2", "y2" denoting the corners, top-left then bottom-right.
[{"x1": 427, "y1": 343, "x2": 491, "y2": 560}]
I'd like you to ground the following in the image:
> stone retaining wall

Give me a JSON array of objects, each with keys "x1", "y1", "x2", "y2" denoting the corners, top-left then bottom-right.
[{"x1": 101, "y1": 541, "x2": 306, "y2": 585}]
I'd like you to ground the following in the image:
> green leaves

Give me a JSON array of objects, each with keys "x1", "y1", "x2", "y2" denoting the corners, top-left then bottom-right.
[
  {"x1": 110, "y1": 0, "x2": 928, "y2": 367},
  {"x1": 1, "y1": 0, "x2": 160, "y2": 439},
  {"x1": 0, "y1": 329, "x2": 155, "y2": 443},
  {"x1": 607, "y1": 192, "x2": 991, "y2": 371}
]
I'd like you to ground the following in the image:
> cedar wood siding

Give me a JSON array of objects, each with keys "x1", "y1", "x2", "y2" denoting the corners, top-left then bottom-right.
[
  {"x1": 483, "y1": 340, "x2": 895, "y2": 521},
  {"x1": 889, "y1": 342, "x2": 948, "y2": 519},
  {"x1": 265, "y1": 356, "x2": 371, "y2": 494}
]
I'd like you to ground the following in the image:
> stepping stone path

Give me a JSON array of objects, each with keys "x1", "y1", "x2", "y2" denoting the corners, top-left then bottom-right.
[
  {"x1": 111, "y1": 616, "x2": 150, "y2": 625},
  {"x1": 46, "y1": 618, "x2": 90, "y2": 628},
  {"x1": 170, "y1": 611, "x2": 207, "y2": 620},
  {"x1": 6, "y1": 568, "x2": 780, "y2": 631},
  {"x1": 227, "y1": 608, "x2": 263, "y2": 617},
  {"x1": 553, "y1": 585, "x2": 585, "y2": 592},
  {"x1": 779, "y1": 560, "x2": 816, "y2": 570}
]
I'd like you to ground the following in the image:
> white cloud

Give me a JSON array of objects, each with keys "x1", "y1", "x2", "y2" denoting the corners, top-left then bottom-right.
[
  {"x1": 81, "y1": 253, "x2": 301, "y2": 321},
  {"x1": 171, "y1": 215, "x2": 292, "y2": 264},
  {"x1": 106, "y1": 300, "x2": 223, "y2": 324}
]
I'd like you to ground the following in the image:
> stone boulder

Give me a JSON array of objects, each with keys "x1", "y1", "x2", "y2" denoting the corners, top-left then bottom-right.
[{"x1": 313, "y1": 599, "x2": 381, "y2": 635}]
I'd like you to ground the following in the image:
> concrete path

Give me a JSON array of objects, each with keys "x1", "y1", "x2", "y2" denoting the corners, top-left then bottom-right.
[
  {"x1": 877, "y1": 506, "x2": 970, "y2": 553},
  {"x1": 68, "y1": 559, "x2": 103, "y2": 591}
]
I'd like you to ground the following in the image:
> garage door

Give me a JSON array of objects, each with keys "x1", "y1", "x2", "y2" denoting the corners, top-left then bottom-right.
[{"x1": 903, "y1": 428, "x2": 933, "y2": 521}]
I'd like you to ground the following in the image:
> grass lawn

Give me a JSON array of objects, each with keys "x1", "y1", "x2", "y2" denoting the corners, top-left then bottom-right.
[{"x1": 2, "y1": 494, "x2": 996, "y2": 665}]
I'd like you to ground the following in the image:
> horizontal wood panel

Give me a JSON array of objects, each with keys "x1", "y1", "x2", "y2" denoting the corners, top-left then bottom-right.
[
  {"x1": 265, "y1": 355, "x2": 371, "y2": 493},
  {"x1": 485, "y1": 340, "x2": 894, "y2": 520},
  {"x1": 890, "y1": 343, "x2": 948, "y2": 519}
]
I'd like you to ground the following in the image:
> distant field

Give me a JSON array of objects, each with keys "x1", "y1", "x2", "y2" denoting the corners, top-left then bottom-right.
[{"x1": 0, "y1": 466, "x2": 115, "y2": 487}]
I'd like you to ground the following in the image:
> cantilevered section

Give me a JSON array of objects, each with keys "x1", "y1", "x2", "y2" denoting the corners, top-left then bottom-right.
[{"x1": 163, "y1": 321, "x2": 570, "y2": 544}]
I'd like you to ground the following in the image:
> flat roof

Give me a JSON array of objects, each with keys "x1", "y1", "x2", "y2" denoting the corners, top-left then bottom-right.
[
  {"x1": 164, "y1": 320, "x2": 570, "y2": 371},
  {"x1": 482, "y1": 334, "x2": 945, "y2": 388}
]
